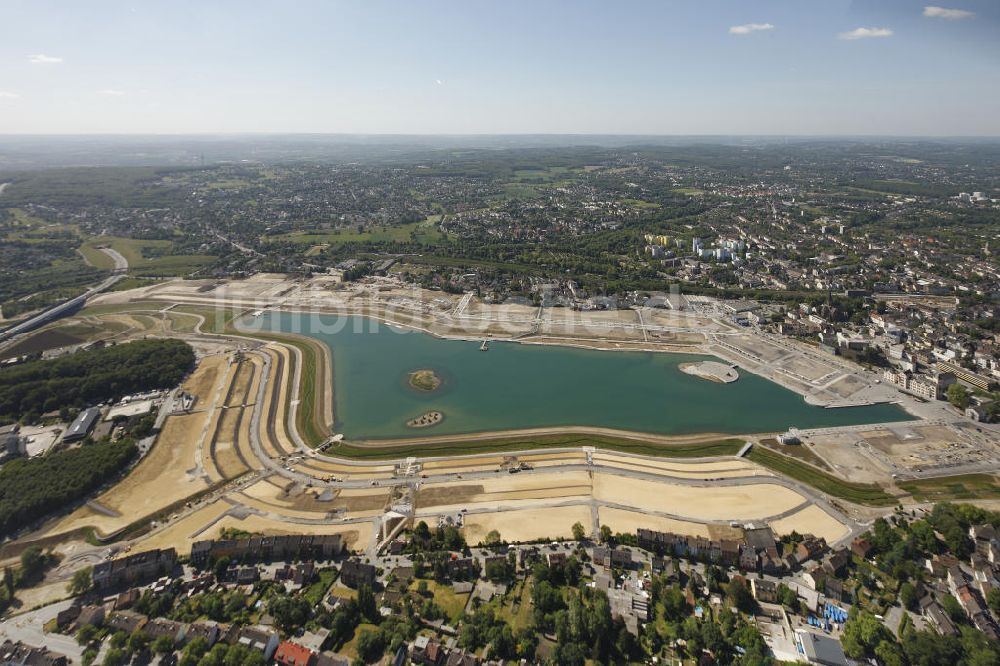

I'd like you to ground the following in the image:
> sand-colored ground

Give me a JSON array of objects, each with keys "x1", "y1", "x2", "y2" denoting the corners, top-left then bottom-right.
[
  {"x1": 46, "y1": 355, "x2": 230, "y2": 537},
  {"x1": 201, "y1": 515, "x2": 372, "y2": 551},
  {"x1": 598, "y1": 507, "x2": 712, "y2": 539},
  {"x1": 137, "y1": 500, "x2": 236, "y2": 552},
  {"x1": 461, "y1": 504, "x2": 593, "y2": 544},
  {"x1": 592, "y1": 473, "x2": 806, "y2": 521},
  {"x1": 767, "y1": 505, "x2": 850, "y2": 543},
  {"x1": 297, "y1": 458, "x2": 396, "y2": 474},
  {"x1": 591, "y1": 453, "x2": 768, "y2": 479},
  {"x1": 416, "y1": 471, "x2": 592, "y2": 510}
]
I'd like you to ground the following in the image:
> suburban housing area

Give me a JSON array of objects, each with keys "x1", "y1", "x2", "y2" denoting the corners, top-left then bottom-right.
[{"x1": 2, "y1": 137, "x2": 1000, "y2": 666}]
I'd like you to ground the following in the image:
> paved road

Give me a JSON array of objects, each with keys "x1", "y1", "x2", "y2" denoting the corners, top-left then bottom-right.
[
  {"x1": 98, "y1": 246, "x2": 129, "y2": 272},
  {"x1": 0, "y1": 599, "x2": 84, "y2": 662},
  {"x1": 0, "y1": 272, "x2": 126, "y2": 343}
]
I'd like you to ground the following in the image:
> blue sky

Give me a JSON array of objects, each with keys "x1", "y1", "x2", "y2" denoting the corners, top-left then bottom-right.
[{"x1": 0, "y1": 0, "x2": 997, "y2": 135}]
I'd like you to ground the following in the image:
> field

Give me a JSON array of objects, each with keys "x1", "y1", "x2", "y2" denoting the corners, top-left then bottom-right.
[
  {"x1": 409, "y1": 579, "x2": 469, "y2": 624},
  {"x1": 462, "y1": 505, "x2": 593, "y2": 544},
  {"x1": 592, "y1": 473, "x2": 806, "y2": 521},
  {"x1": 266, "y1": 218, "x2": 448, "y2": 246},
  {"x1": 598, "y1": 507, "x2": 711, "y2": 539},
  {"x1": 897, "y1": 474, "x2": 1000, "y2": 502},
  {"x1": 79, "y1": 236, "x2": 215, "y2": 276},
  {"x1": 767, "y1": 505, "x2": 851, "y2": 542}
]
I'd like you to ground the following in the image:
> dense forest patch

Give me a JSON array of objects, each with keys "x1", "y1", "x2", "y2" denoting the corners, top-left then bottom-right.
[{"x1": 0, "y1": 338, "x2": 195, "y2": 422}]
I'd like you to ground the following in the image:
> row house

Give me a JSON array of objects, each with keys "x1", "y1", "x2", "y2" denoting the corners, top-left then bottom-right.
[
  {"x1": 190, "y1": 534, "x2": 343, "y2": 567},
  {"x1": 92, "y1": 548, "x2": 177, "y2": 591}
]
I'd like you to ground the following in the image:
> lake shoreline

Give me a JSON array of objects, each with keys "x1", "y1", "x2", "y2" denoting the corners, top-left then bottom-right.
[{"x1": 245, "y1": 311, "x2": 915, "y2": 442}]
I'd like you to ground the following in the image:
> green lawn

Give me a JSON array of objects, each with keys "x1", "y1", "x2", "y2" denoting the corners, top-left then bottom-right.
[
  {"x1": 410, "y1": 579, "x2": 470, "y2": 624},
  {"x1": 267, "y1": 219, "x2": 447, "y2": 246},
  {"x1": 333, "y1": 434, "x2": 744, "y2": 460},
  {"x1": 621, "y1": 198, "x2": 661, "y2": 209},
  {"x1": 897, "y1": 474, "x2": 1000, "y2": 502},
  {"x1": 173, "y1": 305, "x2": 242, "y2": 335},
  {"x1": 302, "y1": 568, "x2": 339, "y2": 606},
  {"x1": 499, "y1": 578, "x2": 534, "y2": 631},
  {"x1": 747, "y1": 447, "x2": 896, "y2": 506},
  {"x1": 337, "y1": 622, "x2": 380, "y2": 659},
  {"x1": 80, "y1": 236, "x2": 215, "y2": 276}
]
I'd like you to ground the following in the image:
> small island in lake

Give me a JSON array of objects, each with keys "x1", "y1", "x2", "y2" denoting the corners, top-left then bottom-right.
[
  {"x1": 407, "y1": 411, "x2": 444, "y2": 428},
  {"x1": 679, "y1": 361, "x2": 739, "y2": 384},
  {"x1": 408, "y1": 369, "x2": 442, "y2": 392}
]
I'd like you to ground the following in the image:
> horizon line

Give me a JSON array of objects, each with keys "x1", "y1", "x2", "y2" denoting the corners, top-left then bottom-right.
[{"x1": 2, "y1": 132, "x2": 1000, "y2": 140}]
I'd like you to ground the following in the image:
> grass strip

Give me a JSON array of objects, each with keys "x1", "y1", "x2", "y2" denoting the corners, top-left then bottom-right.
[
  {"x1": 747, "y1": 447, "x2": 896, "y2": 506},
  {"x1": 897, "y1": 474, "x2": 1000, "y2": 502},
  {"x1": 333, "y1": 435, "x2": 745, "y2": 460}
]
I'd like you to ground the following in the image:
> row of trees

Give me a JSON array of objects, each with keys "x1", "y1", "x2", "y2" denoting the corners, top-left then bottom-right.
[{"x1": 0, "y1": 338, "x2": 195, "y2": 423}]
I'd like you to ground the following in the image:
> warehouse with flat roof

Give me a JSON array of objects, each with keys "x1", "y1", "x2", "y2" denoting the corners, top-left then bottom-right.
[{"x1": 62, "y1": 407, "x2": 102, "y2": 443}]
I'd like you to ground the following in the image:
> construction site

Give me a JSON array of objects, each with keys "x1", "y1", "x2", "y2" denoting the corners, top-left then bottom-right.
[{"x1": 2, "y1": 272, "x2": 996, "y2": 592}]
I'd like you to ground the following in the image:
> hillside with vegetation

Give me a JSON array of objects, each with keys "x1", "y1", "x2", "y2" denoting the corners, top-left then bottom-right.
[{"x1": 0, "y1": 338, "x2": 195, "y2": 423}]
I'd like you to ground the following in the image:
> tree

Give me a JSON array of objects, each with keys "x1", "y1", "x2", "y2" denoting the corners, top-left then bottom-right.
[
  {"x1": 947, "y1": 383, "x2": 971, "y2": 410},
  {"x1": 899, "y1": 581, "x2": 918, "y2": 610},
  {"x1": 126, "y1": 630, "x2": 149, "y2": 655},
  {"x1": 599, "y1": 525, "x2": 613, "y2": 544},
  {"x1": 76, "y1": 624, "x2": 99, "y2": 646},
  {"x1": 842, "y1": 609, "x2": 892, "y2": 659},
  {"x1": 356, "y1": 628, "x2": 385, "y2": 663},
  {"x1": 660, "y1": 583, "x2": 689, "y2": 621},
  {"x1": 357, "y1": 584, "x2": 378, "y2": 623},
  {"x1": 151, "y1": 634, "x2": 175, "y2": 655},
  {"x1": 875, "y1": 640, "x2": 907, "y2": 666},
  {"x1": 727, "y1": 579, "x2": 756, "y2": 614},
  {"x1": 179, "y1": 636, "x2": 209, "y2": 666},
  {"x1": 69, "y1": 567, "x2": 93, "y2": 595},
  {"x1": 777, "y1": 583, "x2": 798, "y2": 609},
  {"x1": 988, "y1": 588, "x2": 1000, "y2": 615},
  {"x1": 942, "y1": 593, "x2": 966, "y2": 623},
  {"x1": 483, "y1": 529, "x2": 502, "y2": 547},
  {"x1": 571, "y1": 521, "x2": 586, "y2": 541},
  {"x1": 19, "y1": 546, "x2": 46, "y2": 582},
  {"x1": 269, "y1": 595, "x2": 311, "y2": 633},
  {"x1": 102, "y1": 648, "x2": 127, "y2": 666}
]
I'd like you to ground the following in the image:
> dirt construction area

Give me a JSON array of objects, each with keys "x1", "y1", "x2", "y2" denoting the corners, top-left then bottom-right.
[
  {"x1": 802, "y1": 422, "x2": 1000, "y2": 481},
  {"x1": 46, "y1": 354, "x2": 233, "y2": 538},
  {"x1": 411, "y1": 466, "x2": 848, "y2": 547}
]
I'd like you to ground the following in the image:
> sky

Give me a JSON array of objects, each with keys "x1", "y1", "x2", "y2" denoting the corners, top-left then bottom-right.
[{"x1": 0, "y1": 0, "x2": 998, "y2": 135}]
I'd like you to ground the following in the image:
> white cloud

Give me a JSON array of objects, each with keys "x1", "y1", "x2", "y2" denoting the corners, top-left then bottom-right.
[
  {"x1": 435, "y1": 79, "x2": 443, "y2": 86},
  {"x1": 27, "y1": 54, "x2": 63, "y2": 64},
  {"x1": 923, "y1": 6, "x2": 974, "y2": 19},
  {"x1": 838, "y1": 27, "x2": 894, "y2": 40},
  {"x1": 729, "y1": 23, "x2": 774, "y2": 35},
  {"x1": 97, "y1": 89, "x2": 126, "y2": 96},
  {"x1": 0, "y1": 91, "x2": 21, "y2": 100}
]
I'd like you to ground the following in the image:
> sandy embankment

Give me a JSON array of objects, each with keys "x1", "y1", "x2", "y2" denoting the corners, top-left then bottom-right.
[{"x1": 46, "y1": 355, "x2": 232, "y2": 538}]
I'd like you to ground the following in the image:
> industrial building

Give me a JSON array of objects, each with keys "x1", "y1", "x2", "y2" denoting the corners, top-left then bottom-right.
[{"x1": 62, "y1": 407, "x2": 102, "y2": 443}]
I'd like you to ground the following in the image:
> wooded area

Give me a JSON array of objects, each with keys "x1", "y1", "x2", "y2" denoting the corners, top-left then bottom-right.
[{"x1": 0, "y1": 338, "x2": 195, "y2": 422}]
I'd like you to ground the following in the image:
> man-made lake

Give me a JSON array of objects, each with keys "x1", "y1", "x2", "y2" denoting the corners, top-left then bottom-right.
[{"x1": 250, "y1": 313, "x2": 911, "y2": 440}]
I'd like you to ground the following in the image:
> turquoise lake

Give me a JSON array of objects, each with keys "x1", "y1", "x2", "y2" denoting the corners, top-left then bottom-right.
[{"x1": 247, "y1": 312, "x2": 911, "y2": 440}]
